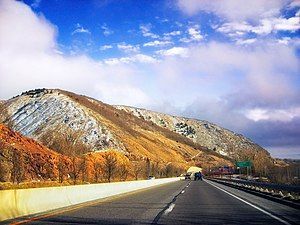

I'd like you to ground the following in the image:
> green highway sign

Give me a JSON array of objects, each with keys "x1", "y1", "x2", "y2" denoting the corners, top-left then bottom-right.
[{"x1": 236, "y1": 161, "x2": 252, "y2": 168}]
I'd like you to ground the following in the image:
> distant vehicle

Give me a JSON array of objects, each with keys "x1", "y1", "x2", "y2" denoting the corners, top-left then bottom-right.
[
  {"x1": 194, "y1": 172, "x2": 203, "y2": 181},
  {"x1": 185, "y1": 172, "x2": 192, "y2": 180},
  {"x1": 148, "y1": 176, "x2": 155, "y2": 180}
]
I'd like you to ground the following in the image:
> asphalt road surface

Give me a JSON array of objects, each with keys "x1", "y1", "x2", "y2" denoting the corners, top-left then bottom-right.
[{"x1": 7, "y1": 179, "x2": 300, "y2": 225}]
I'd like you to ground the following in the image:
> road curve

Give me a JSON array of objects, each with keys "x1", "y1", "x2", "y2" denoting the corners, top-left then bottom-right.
[{"x1": 6, "y1": 180, "x2": 300, "y2": 225}]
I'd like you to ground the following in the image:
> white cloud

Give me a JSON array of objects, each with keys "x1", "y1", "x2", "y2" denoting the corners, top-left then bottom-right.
[
  {"x1": 156, "y1": 47, "x2": 189, "y2": 57},
  {"x1": 245, "y1": 108, "x2": 270, "y2": 121},
  {"x1": 236, "y1": 38, "x2": 257, "y2": 45},
  {"x1": 140, "y1": 24, "x2": 159, "y2": 39},
  {"x1": 117, "y1": 43, "x2": 140, "y2": 53},
  {"x1": 101, "y1": 23, "x2": 113, "y2": 36},
  {"x1": 0, "y1": 0, "x2": 151, "y2": 107},
  {"x1": 99, "y1": 45, "x2": 113, "y2": 51},
  {"x1": 273, "y1": 16, "x2": 300, "y2": 31},
  {"x1": 245, "y1": 107, "x2": 300, "y2": 122},
  {"x1": 95, "y1": 83, "x2": 151, "y2": 106},
  {"x1": 133, "y1": 54, "x2": 158, "y2": 63},
  {"x1": 164, "y1": 31, "x2": 181, "y2": 36},
  {"x1": 252, "y1": 16, "x2": 300, "y2": 34},
  {"x1": 277, "y1": 37, "x2": 300, "y2": 46},
  {"x1": 289, "y1": 0, "x2": 300, "y2": 8},
  {"x1": 188, "y1": 25, "x2": 203, "y2": 41},
  {"x1": 179, "y1": 25, "x2": 203, "y2": 43},
  {"x1": 104, "y1": 54, "x2": 158, "y2": 65},
  {"x1": 143, "y1": 40, "x2": 172, "y2": 47},
  {"x1": 179, "y1": 37, "x2": 191, "y2": 43},
  {"x1": 217, "y1": 14, "x2": 300, "y2": 37},
  {"x1": 72, "y1": 23, "x2": 91, "y2": 35},
  {"x1": 0, "y1": 0, "x2": 56, "y2": 54},
  {"x1": 216, "y1": 22, "x2": 252, "y2": 37},
  {"x1": 153, "y1": 41, "x2": 299, "y2": 114},
  {"x1": 177, "y1": 0, "x2": 287, "y2": 21}
]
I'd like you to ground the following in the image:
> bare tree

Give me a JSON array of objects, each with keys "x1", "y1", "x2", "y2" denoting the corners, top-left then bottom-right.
[
  {"x1": 152, "y1": 162, "x2": 163, "y2": 178},
  {"x1": 40, "y1": 128, "x2": 93, "y2": 184},
  {"x1": 165, "y1": 163, "x2": 174, "y2": 177},
  {"x1": 103, "y1": 151, "x2": 118, "y2": 183},
  {"x1": 11, "y1": 149, "x2": 25, "y2": 184},
  {"x1": 93, "y1": 160, "x2": 102, "y2": 183},
  {"x1": 80, "y1": 155, "x2": 88, "y2": 183},
  {"x1": 65, "y1": 131, "x2": 90, "y2": 185},
  {"x1": 119, "y1": 162, "x2": 129, "y2": 181},
  {"x1": 0, "y1": 141, "x2": 11, "y2": 182},
  {"x1": 70, "y1": 157, "x2": 83, "y2": 184},
  {"x1": 132, "y1": 161, "x2": 143, "y2": 180},
  {"x1": 57, "y1": 155, "x2": 66, "y2": 183}
]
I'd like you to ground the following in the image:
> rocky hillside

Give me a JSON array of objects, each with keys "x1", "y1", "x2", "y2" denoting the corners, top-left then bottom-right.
[
  {"x1": 0, "y1": 89, "x2": 230, "y2": 168},
  {"x1": 1, "y1": 89, "x2": 123, "y2": 151},
  {"x1": 0, "y1": 123, "x2": 63, "y2": 182},
  {"x1": 0, "y1": 123, "x2": 136, "y2": 185},
  {"x1": 115, "y1": 106, "x2": 271, "y2": 161}
]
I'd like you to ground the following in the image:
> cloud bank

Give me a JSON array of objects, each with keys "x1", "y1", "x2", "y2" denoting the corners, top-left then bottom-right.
[{"x1": 0, "y1": 0, "x2": 151, "y2": 106}]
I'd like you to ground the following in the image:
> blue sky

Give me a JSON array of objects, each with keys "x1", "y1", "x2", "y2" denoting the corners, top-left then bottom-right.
[
  {"x1": 24, "y1": 0, "x2": 220, "y2": 59},
  {"x1": 0, "y1": 0, "x2": 300, "y2": 158}
]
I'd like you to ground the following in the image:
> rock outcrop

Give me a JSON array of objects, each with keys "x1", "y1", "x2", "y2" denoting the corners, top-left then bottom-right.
[{"x1": 115, "y1": 106, "x2": 271, "y2": 161}]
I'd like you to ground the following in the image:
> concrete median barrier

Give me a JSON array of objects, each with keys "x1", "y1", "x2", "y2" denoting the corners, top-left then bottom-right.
[{"x1": 0, "y1": 177, "x2": 181, "y2": 221}]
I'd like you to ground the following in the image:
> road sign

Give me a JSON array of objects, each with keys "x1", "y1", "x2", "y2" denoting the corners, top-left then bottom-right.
[{"x1": 236, "y1": 161, "x2": 252, "y2": 168}]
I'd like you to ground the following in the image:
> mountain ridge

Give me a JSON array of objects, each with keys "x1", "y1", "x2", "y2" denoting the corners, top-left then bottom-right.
[
  {"x1": 0, "y1": 88, "x2": 231, "y2": 168},
  {"x1": 114, "y1": 105, "x2": 269, "y2": 161}
]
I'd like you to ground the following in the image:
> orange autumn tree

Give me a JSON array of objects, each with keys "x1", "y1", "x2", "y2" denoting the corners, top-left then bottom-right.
[{"x1": 98, "y1": 149, "x2": 131, "y2": 183}]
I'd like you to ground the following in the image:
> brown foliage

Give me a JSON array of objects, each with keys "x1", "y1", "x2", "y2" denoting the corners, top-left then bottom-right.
[
  {"x1": 102, "y1": 151, "x2": 118, "y2": 183},
  {"x1": 1, "y1": 123, "x2": 187, "y2": 189}
]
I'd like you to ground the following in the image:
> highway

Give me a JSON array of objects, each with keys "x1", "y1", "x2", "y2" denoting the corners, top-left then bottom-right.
[{"x1": 8, "y1": 180, "x2": 300, "y2": 225}]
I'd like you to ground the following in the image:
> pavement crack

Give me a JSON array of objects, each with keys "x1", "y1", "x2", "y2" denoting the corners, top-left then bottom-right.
[{"x1": 151, "y1": 181, "x2": 191, "y2": 224}]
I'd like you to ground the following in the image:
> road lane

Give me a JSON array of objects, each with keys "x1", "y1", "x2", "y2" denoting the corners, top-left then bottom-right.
[
  {"x1": 158, "y1": 180, "x2": 296, "y2": 225},
  {"x1": 6, "y1": 179, "x2": 299, "y2": 225},
  {"x1": 9, "y1": 180, "x2": 189, "y2": 225},
  {"x1": 204, "y1": 180, "x2": 300, "y2": 224}
]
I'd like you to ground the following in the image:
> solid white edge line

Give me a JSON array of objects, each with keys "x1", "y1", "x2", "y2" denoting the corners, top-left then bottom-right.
[{"x1": 204, "y1": 179, "x2": 291, "y2": 225}]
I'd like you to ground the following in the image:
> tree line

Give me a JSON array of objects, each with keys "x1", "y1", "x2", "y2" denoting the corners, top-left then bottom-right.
[{"x1": 0, "y1": 128, "x2": 185, "y2": 186}]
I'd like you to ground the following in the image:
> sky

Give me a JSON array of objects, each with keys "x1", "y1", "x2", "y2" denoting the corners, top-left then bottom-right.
[{"x1": 0, "y1": 0, "x2": 299, "y2": 159}]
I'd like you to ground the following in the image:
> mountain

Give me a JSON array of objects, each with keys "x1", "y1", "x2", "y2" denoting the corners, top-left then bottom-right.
[
  {"x1": 0, "y1": 89, "x2": 231, "y2": 168},
  {"x1": 115, "y1": 106, "x2": 271, "y2": 161}
]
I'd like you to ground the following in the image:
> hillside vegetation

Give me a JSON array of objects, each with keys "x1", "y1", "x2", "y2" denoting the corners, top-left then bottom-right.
[
  {"x1": 0, "y1": 124, "x2": 187, "y2": 189},
  {"x1": 0, "y1": 88, "x2": 293, "y2": 187}
]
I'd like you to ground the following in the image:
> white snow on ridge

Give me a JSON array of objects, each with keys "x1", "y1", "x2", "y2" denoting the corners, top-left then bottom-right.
[{"x1": 5, "y1": 90, "x2": 124, "y2": 151}]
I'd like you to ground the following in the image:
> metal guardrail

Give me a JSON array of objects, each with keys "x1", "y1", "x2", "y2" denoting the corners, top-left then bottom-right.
[
  {"x1": 207, "y1": 177, "x2": 300, "y2": 208},
  {"x1": 209, "y1": 178, "x2": 300, "y2": 194}
]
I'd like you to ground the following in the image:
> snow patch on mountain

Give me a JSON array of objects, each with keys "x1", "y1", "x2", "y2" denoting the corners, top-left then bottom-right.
[
  {"x1": 2, "y1": 89, "x2": 123, "y2": 151},
  {"x1": 115, "y1": 105, "x2": 266, "y2": 159}
]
